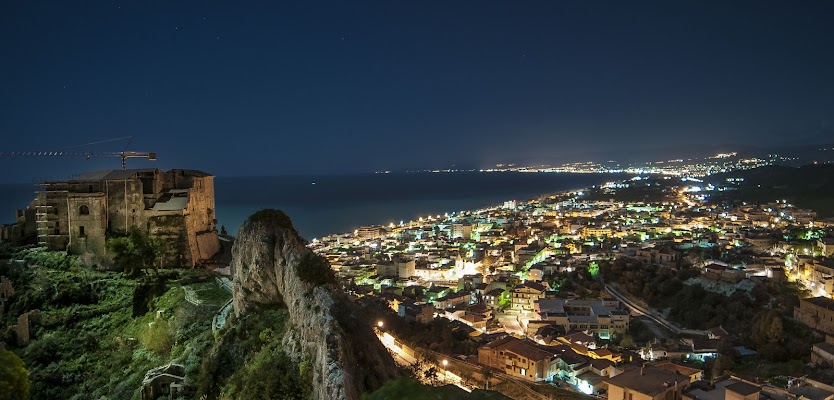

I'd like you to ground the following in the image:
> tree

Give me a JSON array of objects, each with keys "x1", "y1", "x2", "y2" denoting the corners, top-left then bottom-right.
[
  {"x1": 587, "y1": 262, "x2": 600, "y2": 279},
  {"x1": 0, "y1": 348, "x2": 30, "y2": 400},
  {"x1": 751, "y1": 310, "x2": 789, "y2": 361},
  {"x1": 706, "y1": 355, "x2": 725, "y2": 378},
  {"x1": 106, "y1": 227, "x2": 162, "y2": 277},
  {"x1": 140, "y1": 318, "x2": 174, "y2": 354},
  {"x1": 752, "y1": 310, "x2": 784, "y2": 346},
  {"x1": 481, "y1": 367, "x2": 494, "y2": 390},
  {"x1": 410, "y1": 359, "x2": 424, "y2": 378},
  {"x1": 620, "y1": 334, "x2": 636, "y2": 349},
  {"x1": 424, "y1": 366, "x2": 439, "y2": 386}
]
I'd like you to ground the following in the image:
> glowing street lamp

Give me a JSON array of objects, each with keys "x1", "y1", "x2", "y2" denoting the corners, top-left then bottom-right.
[
  {"x1": 377, "y1": 321, "x2": 384, "y2": 328},
  {"x1": 440, "y1": 359, "x2": 450, "y2": 384}
]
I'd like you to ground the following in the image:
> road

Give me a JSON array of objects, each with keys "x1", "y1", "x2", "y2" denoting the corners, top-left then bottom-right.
[
  {"x1": 376, "y1": 330, "x2": 470, "y2": 392},
  {"x1": 605, "y1": 283, "x2": 708, "y2": 337},
  {"x1": 377, "y1": 330, "x2": 557, "y2": 399}
]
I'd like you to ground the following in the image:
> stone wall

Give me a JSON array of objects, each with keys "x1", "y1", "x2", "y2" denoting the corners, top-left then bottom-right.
[
  {"x1": 0, "y1": 276, "x2": 13, "y2": 320},
  {"x1": 12, "y1": 310, "x2": 40, "y2": 346},
  {"x1": 182, "y1": 175, "x2": 220, "y2": 265},
  {"x1": 194, "y1": 232, "x2": 220, "y2": 264},
  {"x1": 67, "y1": 193, "x2": 107, "y2": 256},
  {"x1": 12, "y1": 169, "x2": 220, "y2": 268},
  {"x1": 104, "y1": 179, "x2": 147, "y2": 233},
  {"x1": 795, "y1": 297, "x2": 834, "y2": 335},
  {"x1": 147, "y1": 214, "x2": 189, "y2": 267}
]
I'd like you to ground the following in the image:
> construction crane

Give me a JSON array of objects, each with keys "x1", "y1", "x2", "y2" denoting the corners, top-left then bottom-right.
[
  {"x1": 0, "y1": 136, "x2": 156, "y2": 169},
  {"x1": 0, "y1": 151, "x2": 157, "y2": 170}
]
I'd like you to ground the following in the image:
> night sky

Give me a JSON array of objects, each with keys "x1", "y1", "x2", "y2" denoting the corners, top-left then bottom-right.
[{"x1": 2, "y1": 1, "x2": 833, "y2": 182}]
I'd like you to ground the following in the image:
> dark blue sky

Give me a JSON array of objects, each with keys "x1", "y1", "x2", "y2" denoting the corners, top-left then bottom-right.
[{"x1": 1, "y1": 1, "x2": 833, "y2": 181}]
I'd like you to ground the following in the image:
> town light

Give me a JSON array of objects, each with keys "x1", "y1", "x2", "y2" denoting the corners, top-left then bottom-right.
[
  {"x1": 442, "y1": 359, "x2": 448, "y2": 367},
  {"x1": 377, "y1": 321, "x2": 384, "y2": 328}
]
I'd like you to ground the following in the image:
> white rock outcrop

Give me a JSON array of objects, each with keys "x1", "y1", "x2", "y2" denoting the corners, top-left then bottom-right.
[{"x1": 231, "y1": 210, "x2": 398, "y2": 400}]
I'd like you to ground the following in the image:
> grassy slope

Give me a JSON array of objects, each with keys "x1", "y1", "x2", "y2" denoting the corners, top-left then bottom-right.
[
  {"x1": 0, "y1": 247, "x2": 229, "y2": 400},
  {"x1": 2, "y1": 246, "x2": 526, "y2": 400}
]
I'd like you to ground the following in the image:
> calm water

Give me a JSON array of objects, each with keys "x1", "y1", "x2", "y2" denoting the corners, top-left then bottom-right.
[{"x1": 0, "y1": 173, "x2": 618, "y2": 240}]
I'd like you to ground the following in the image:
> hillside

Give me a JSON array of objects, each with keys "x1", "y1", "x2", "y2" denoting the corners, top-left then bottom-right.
[
  {"x1": 707, "y1": 164, "x2": 834, "y2": 217},
  {"x1": 0, "y1": 245, "x2": 232, "y2": 400}
]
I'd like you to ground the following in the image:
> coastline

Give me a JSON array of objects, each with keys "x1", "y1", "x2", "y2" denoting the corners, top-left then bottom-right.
[
  {"x1": 315, "y1": 182, "x2": 593, "y2": 240},
  {"x1": 213, "y1": 172, "x2": 621, "y2": 239},
  {"x1": 0, "y1": 172, "x2": 621, "y2": 239}
]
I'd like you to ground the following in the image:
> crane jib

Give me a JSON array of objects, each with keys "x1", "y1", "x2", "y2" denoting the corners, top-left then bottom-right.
[{"x1": 0, "y1": 151, "x2": 157, "y2": 169}]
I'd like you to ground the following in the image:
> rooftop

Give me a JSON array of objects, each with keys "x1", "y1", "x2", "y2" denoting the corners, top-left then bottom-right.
[
  {"x1": 791, "y1": 386, "x2": 834, "y2": 400},
  {"x1": 74, "y1": 168, "x2": 158, "y2": 181},
  {"x1": 605, "y1": 366, "x2": 690, "y2": 397},
  {"x1": 725, "y1": 381, "x2": 761, "y2": 397},
  {"x1": 803, "y1": 297, "x2": 834, "y2": 311},
  {"x1": 654, "y1": 362, "x2": 703, "y2": 378},
  {"x1": 813, "y1": 341, "x2": 834, "y2": 356}
]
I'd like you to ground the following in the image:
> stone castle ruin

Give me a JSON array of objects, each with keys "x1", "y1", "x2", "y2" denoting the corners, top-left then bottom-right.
[{"x1": 1, "y1": 168, "x2": 220, "y2": 267}]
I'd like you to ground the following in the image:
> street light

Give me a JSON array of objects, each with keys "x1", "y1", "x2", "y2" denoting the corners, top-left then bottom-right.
[
  {"x1": 377, "y1": 321, "x2": 384, "y2": 328},
  {"x1": 442, "y1": 359, "x2": 448, "y2": 367}
]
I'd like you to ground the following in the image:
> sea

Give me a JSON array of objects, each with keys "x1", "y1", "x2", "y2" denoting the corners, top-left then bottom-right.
[{"x1": 0, "y1": 172, "x2": 621, "y2": 240}]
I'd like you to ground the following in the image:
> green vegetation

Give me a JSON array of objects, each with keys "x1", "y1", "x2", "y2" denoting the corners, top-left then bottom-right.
[
  {"x1": 618, "y1": 334, "x2": 636, "y2": 349},
  {"x1": 140, "y1": 318, "x2": 175, "y2": 354},
  {"x1": 363, "y1": 378, "x2": 509, "y2": 400},
  {"x1": 297, "y1": 252, "x2": 337, "y2": 287},
  {"x1": 196, "y1": 307, "x2": 311, "y2": 400},
  {"x1": 107, "y1": 227, "x2": 167, "y2": 276},
  {"x1": 382, "y1": 313, "x2": 478, "y2": 355},
  {"x1": 246, "y1": 209, "x2": 297, "y2": 232},
  {"x1": 0, "y1": 348, "x2": 30, "y2": 400},
  {"x1": 2, "y1": 244, "x2": 396, "y2": 400},
  {"x1": 708, "y1": 164, "x2": 834, "y2": 218},
  {"x1": 0, "y1": 247, "x2": 231, "y2": 400},
  {"x1": 602, "y1": 257, "x2": 818, "y2": 363},
  {"x1": 587, "y1": 261, "x2": 599, "y2": 279},
  {"x1": 748, "y1": 309, "x2": 812, "y2": 362},
  {"x1": 625, "y1": 319, "x2": 654, "y2": 345},
  {"x1": 584, "y1": 180, "x2": 678, "y2": 203},
  {"x1": 545, "y1": 266, "x2": 603, "y2": 299}
]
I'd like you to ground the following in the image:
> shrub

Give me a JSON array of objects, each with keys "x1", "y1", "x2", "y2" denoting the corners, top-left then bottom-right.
[
  {"x1": 226, "y1": 347, "x2": 304, "y2": 400},
  {"x1": 0, "y1": 348, "x2": 31, "y2": 400},
  {"x1": 196, "y1": 307, "x2": 290, "y2": 398},
  {"x1": 132, "y1": 277, "x2": 167, "y2": 317},
  {"x1": 296, "y1": 253, "x2": 336, "y2": 287},
  {"x1": 259, "y1": 328, "x2": 273, "y2": 343},
  {"x1": 246, "y1": 209, "x2": 296, "y2": 232},
  {"x1": 140, "y1": 318, "x2": 175, "y2": 354}
]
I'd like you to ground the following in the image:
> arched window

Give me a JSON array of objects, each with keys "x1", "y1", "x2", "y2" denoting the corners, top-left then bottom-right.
[{"x1": 79, "y1": 205, "x2": 90, "y2": 215}]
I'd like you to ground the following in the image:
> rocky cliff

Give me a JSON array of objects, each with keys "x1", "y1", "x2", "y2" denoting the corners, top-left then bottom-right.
[{"x1": 231, "y1": 210, "x2": 398, "y2": 400}]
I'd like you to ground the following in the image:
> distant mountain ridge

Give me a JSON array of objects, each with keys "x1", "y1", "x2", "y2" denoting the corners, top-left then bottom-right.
[{"x1": 706, "y1": 164, "x2": 834, "y2": 217}]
